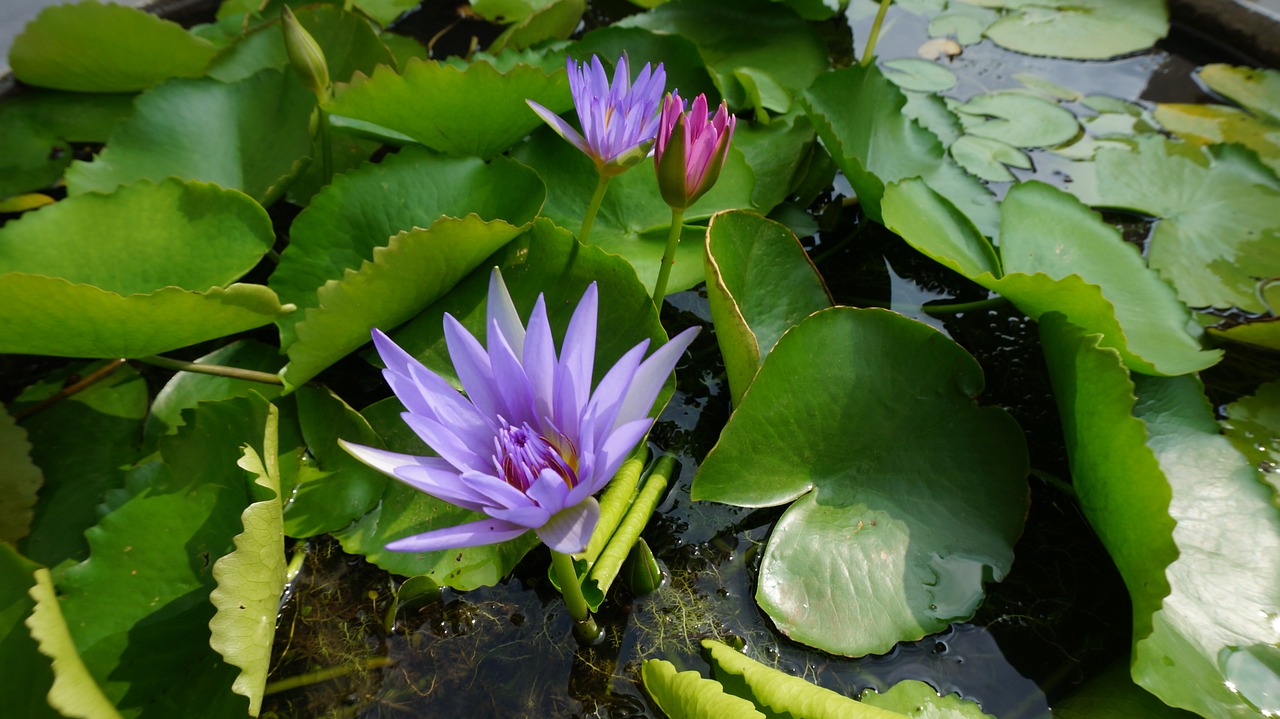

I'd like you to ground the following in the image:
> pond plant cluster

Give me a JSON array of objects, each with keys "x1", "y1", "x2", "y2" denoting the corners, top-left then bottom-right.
[{"x1": 1, "y1": 0, "x2": 1278, "y2": 716}]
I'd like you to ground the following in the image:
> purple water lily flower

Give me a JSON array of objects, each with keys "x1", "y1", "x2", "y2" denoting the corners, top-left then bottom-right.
[
  {"x1": 527, "y1": 53, "x2": 666, "y2": 177},
  {"x1": 654, "y1": 92, "x2": 737, "y2": 210},
  {"x1": 340, "y1": 269, "x2": 698, "y2": 555}
]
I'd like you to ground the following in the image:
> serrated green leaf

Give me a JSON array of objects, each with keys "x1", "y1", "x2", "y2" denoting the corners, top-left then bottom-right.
[
  {"x1": 0, "y1": 275, "x2": 290, "y2": 358},
  {"x1": 801, "y1": 62, "x2": 998, "y2": 237},
  {"x1": 10, "y1": 1, "x2": 217, "y2": 92},
  {"x1": 26, "y1": 567, "x2": 123, "y2": 719},
  {"x1": 66, "y1": 69, "x2": 315, "y2": 205},
  {"x1": 692, "y1": 308, "x2": 1028, "y2": 657},
  {"x1": 641, "y1": 658, "x2": 767, "y2": 719},
  {"x1": 208, "y1": 403, "x2": 285, "y2": 716},
  {"x1": 328, "y1": 58, "x2": 570, "y2": 158},
  {"x1": 704, "y1": 639, "x2": 908, "y2": 718},
  {"x1": 0, "y1": 544, "x2": 60, "y2": 719},
  {"x1": 13, "y1": 362, "x2": 148, "y2": 569},
  {"x1": 0, "y1": 179, "x2": 275, "y2": 295},
  {"x1": 703, "y1": 210, "x2": 830, "y2": 406},
  {"x1": 981, "y1": 0, "x2": 1167, "y2": 60},
  {"x1": 0, "y1": 404, "x2": 42, "y2": 544}
]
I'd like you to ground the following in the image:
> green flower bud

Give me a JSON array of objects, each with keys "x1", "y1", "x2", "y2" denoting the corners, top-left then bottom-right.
[{"x1": 281, "y1": 6, "x2": 329, "y2": 101}]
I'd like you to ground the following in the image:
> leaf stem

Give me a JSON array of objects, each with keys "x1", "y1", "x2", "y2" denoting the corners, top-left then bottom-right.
[
  {"x1": 550, "y1": 549, "x2": 603, "y2": 645},
  {"x1": 1031, "y1": 468, "x2": 1076, "y2": 497},
  {"x1": 652, "y1": 207, "x2": 685, "y2": 305},
  {"x1": 861, "y1": 0, "x2": 894, "y2": 67},
  {"x1": 579, "y1": 173, "x2": 611, "y2": 244},
  {"x1": 264, "y1": 656, "x2": 394, "y2": 695},
  {"x1": 317, "y1": 107, "x2": 334, "y2": 188},
  {"x1": 134, "y1": 355, "x2": 284, "y2": 385},
  {"x1": 922, "y1": 295, "x2": 1010, "y2": 315},
  {"x1": 11, "y1": 359, "x2": 127, "y2": 421}
]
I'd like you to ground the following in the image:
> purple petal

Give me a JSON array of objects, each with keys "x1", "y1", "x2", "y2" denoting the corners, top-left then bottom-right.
[
  {"x1": 487, "y1": 317, "x2": 536, "y2": 426},
  {"x1": 487, "y1": 504, "x2": 553, "y2": 529},
  {"x1": 580, "y1": 339, "x2": 649, "y2": 452},
  {"x1": 613, "y1": 326, "x2": 699, "y2": 429},
  {"x1": 386, "y1": 517, "x2": 529, "y2": 552},
  {"x1": 338, "y1": 440, "x2": 489, "y2": 512},
  {"x1": 553, "y1": 283, "x2": 598, "y2": 435},
  {"x1": 535, "y1": 497, "x2": 600, "y2": 554},
  {"x1": 525, "y1": 468, "x2": 571, "y2": 513},
  {"x1": 527, "y1": 99, "x2": 592, "y2": 157},
  {"x1": 443, "y1": 313, "x2": 501, "y2": 418},
  {"x1": 400, "y1": 412, "x2": 489, "y2": 475},
  {"x1": 524, "y1": 294, "x2": 557, "y2": 423},
  {"x1": 487, "y1": 267, "x2": 525, "y2": 362}
]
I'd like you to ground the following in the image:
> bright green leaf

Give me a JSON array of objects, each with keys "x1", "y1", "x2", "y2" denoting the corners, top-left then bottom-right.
[
  {"x1": 703, "y1": 210, "x2": 830, "y2": 406},
  {"x1": 1067, "y1": 136, "x2": 1280, "y2": 312},
  {"x1": 953, "y1": 92, "x2": 1079, "y2": 148},
  {"x1": 1040, "y1": 314, "x2": 1280, "y2": 719},
  {"x1": 860, "y1": 680, "x2": 995, "y2": 718},
  {"x1": 0, "y1": 275, "x2": 291, "y2": 358},
  {"x1": 66, "y1": 69, "x2": 316, "y2": 205},
  {"x1": 0, "y1": 91, "x2": 135, "y2": 199},
  {"x1": 0, "y1": 404, "x2": 42, "y2": 544},
  {"x1": 208, "y1": 404, "x2": 285, "y2": 716},
  {"x1": 328, "y1": 58, "x2": 570, "y2": 159},
  {"x1": 641, "y1": 658, "x2": 767, "y2": 719},
  {"x1": 692, "y1": 308, "x2": 1028, "y2": 657},
  {"x1": 0, "y1": 179, "x2": 275, "y2": 295},
  {"x1": 802, "y1": 63, "x2": 998, "y2": 237},
  {"x1": 10, "y1": 1, "x2": 217, "y2": 92},
  {"x1": 980, "y1": 0, "x2": 1168, "y2": 60},
  {"x1": 0, "y1": 545, "x2": 60, "y2": 719},
  {"x1": 26, "y1": 568, "x2": 123, "y2": 719}
]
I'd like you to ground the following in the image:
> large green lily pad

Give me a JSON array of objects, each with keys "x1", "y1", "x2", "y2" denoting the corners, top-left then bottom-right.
[
  {"x1": 10, "y1": 1, "x2": 217, "y2": 92},
  {"x1": 977, "y1": 0, "x2": 1168, "y2": 60},
  {"x1": 692, "y1": 307, "x2": 1028, "y2": 657},
  {"x1": 1040, "y1": 314, "x2": 1280, "y2": 719}
]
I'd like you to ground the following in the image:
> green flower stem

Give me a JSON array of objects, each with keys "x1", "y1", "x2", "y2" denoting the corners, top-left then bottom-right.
[
  {"x1": 582, "y1": 446, "x2": 649, "y2": 564},
  {"x1": 921, "y1": 295, "x2": 1010, "y2": 315},
  {"x1": 264, "y1": 657, "x2": 394, "y2": 695},
  {"x1": 1031, "y1": 468, "x2": 1076, "y2": 498},
  {"x1": 652, "y1": 207, "x2": 686, "y2": 304},
  {"x1": 861, "y1": 0, "x2": 894, "y2": 67},
  {"x1": 134, "y1": 355, "x2": 284, "y2": 385},
  {"x1": 579, "y1": 173, "x2": 611, "y2": 244},
  {"x1": 550, "y1": 549, "x2": 602, "y2": 644},
  {"x1": 11, "y1": 358, "x2": 127, "y2": 421},
  {"x1": 317, "y1": 107, "x2": 334, "y2": 188},
  {"x1": 587, "y1": 454, "x2": 675, "y2": 597}
]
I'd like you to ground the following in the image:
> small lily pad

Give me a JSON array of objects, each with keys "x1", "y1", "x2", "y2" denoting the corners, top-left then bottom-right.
[
  {"x1": 882, "y1": 58, "x2": 957, "y2": 93},
  {"x1": 949, "y1": 135, "x2": 1031, "y2": 182},
  {"x1": 954, "y1": 93, "x2": 1079, "y2": 148}
]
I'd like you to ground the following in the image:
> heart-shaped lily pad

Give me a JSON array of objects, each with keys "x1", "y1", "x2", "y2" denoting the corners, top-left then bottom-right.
[
  {"x1": 693, "y1": 307, "x2": 1028, "y2": 657},
  {"x1": 981, "y1": 0, "x2": 1168, "y2": 60}
]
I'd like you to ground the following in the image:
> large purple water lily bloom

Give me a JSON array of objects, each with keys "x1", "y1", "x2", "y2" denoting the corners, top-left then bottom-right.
[
  {"x1": 527, "y1": 54, "x2": 666, "y2": 177},
  {"x1": 340, "y1": 269, "x2": 698, "y2": 555}
]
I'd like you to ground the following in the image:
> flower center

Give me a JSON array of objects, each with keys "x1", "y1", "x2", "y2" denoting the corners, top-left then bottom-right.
[{"x1": 493, "y1": 420, "x2": 579, "y2": 493}]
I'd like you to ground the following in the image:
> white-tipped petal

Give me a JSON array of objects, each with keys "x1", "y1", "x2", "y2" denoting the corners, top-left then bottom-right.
[{"x1": 535, "y1": 497, "x2": 600, "y2": 554}]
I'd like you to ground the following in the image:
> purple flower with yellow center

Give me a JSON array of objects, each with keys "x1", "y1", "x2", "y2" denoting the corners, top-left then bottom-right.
[
  {"x1": 340, "y1": 269, "x2": 698, "y2": 555},
  {"x1": 527, "y1": 53, "x2": 666, "y2": 177},
  {"x1": 654, "y1": 92, "x2": 737, "y2": 211}
]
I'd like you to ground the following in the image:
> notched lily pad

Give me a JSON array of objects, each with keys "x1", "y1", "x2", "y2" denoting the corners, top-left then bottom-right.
[
  {"x1": 979, "y1": 0, "x2": 1168, "y2": 60},
  {"x1": 692, "y1": 307, "x2": 1028, "y2": 657}
]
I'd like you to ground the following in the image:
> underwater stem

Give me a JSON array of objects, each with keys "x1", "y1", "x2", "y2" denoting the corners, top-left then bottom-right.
[
  {"x1": 579, "y1": 173, "x2": 611, "y2": 244},
  {"x1": 264, "y1": 656, "x2": 394, "y2": 695},
  {"x1": 550, "y1": 549, "x2": 602, "y2": 645},
  {"x1": 861, "y1": 0, "x2": 894, "y2": 66},
  {"x1": 652, "y1": 207, "x2": 686, "y2": 305},
  {"x1": 134, "y1": 355, "x2": 284, "y2": 385}
]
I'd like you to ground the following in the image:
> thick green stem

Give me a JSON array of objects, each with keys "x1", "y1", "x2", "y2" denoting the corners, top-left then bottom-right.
[
  {"x1": 861, "y1": 0, "x2": 893, "y2": 67},
  {"x1": 264, "y1": 657, "x2": 394, "y2": 695},
  {"x1": 579, "y1": 173, "x2": 610, "y2": 244},
  {"x1": 317, "y1": 107, "x2": 334, "y2": 188},
  {"x1": 135, "y1": 355, "x2": 284, "y2": 385},
  {"x1": 550, "y1": 549, "x2": 602, "y2": 645},
  {"x1": 652, "y1": 207, "x2": 685, "y2": 304}
]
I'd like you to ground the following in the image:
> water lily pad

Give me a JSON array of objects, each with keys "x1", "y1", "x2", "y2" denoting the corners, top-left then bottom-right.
[
  {"x1": 1040, "y1": 314, "x2": 1280, "y2": 719},
  {"x1": 1223, "y1": 380, "x2": 1280, "y2": 501},
  {"x1": 1067, "y1": 136, "x2": 1280, "y2": 312},
  {"x1": 1154, "y1": 103, "x2": 1280, "y2": 176},
  {"x1": 949, "y1": 135, "x2": 1030, "y2": 183},
  {"x1": 10, "y1": 1, "x2": 217, "y2": 92},
  {"x1": 328, "y1": 58, "x2": 570, "y2": 159},
  {"x1": 616, "y1": 0, "x2": 827, "y2": 111},
  {"x1": 46, "y1": 395, "x2": 273, "y2": 718},
  {"x1": 703, "y1": 210, "x2": 830, "y2": 406},
  {"x1": 980, "y1": 0, "x2": 1168, "y2": 60},
  {"x1": 0, "y1": 179, "x2": 274, "y2": 295},
  {"x1": 883, "y1": 179, "x2": 1222, "y2": 376},
  {"x1": 0, "y1": 405, "x2": 42, "y2": 544},
  {"x1": 205, "y1": 4, "x2": 396, "y2": 84},
  {"x1": 882, "y1": 58, "x2": 957, "y2": 93},
  {"x1": 860, "y1": 680, "x2": 995, "y2": 717},
  {"x1": 1197, "y1": 64, "x2": 1280, "y2": 124},
  {"x1": 10, "y1": 363, "x2": 147, "y2": 569},
  {"x1": 953, "y1": 93, "x2": 1079, "y2": 148},
  {"x1": 0, "y1": 91, "x2": 135, "y2": 199},
  {"x1": 208, "y1": 405, "x2": 284, "y2": 716},
  {"x1": 802, "y1": 62, "x2": 998, "y2": 237},
  {"x1": 692, "y1": 307, "x2": 1028, "y2": 657},
  {"x1": 66, "y1": 69, "x2": 316, "y2": 205}
]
